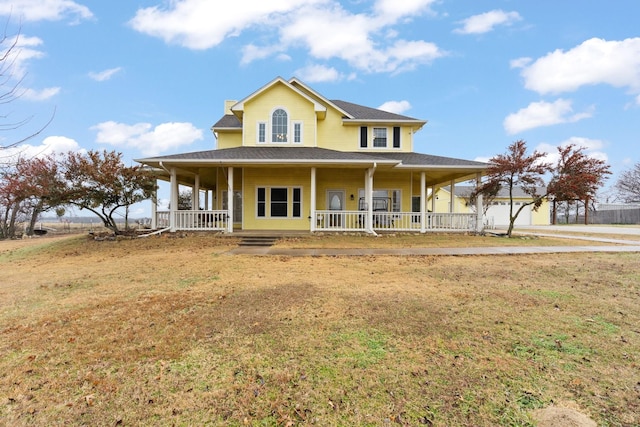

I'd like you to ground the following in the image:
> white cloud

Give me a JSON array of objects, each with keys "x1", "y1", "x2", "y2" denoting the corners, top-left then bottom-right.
[
  {"x1": 21, "y1": 87, "x2": 60, "y2": 101},
  {"x1": 89, "y1": 67, "x2": 123, "y2": 82},
  {"x1": 295, "y1": 64, "x2": 344, "y2": 83},
  {"x1": 129, "y1": 0, "x2": 321, "y2": 50},
  {"x1": 92, "y1": 121, "x2": 204, "y2": 156},
  {"x1": 560, "y1": 136, "x2": 608, "y2": 162},
  {"x1": 510, "y1": 57, "x2": 532, "y2": 69},
  {"x1": 378, "y1": 100, "x2": 411, "y2": 115},
  {"x1": 374, "y1": 0, "x2": 437, "y2": 22},
  {"x1": 518, "y1": 37, "x2": 640, "y2": 96},
  {"x1": 1, "y1": 35, "x2": 45, "y2": 79},
  {"x1": 240, "y1": 44, "x2": 284, "y2": 65},
  {"x1": 0, "y1": 34, "x2": 58, "y2": 102},
  {"x1": 0, "y1": 135, "x2": 83, "y2": 162},
  {"x1": 503, "y1": 99, "x2": 593, "y2": 134},
  {"x1": 0, "y1": 0, "x2": 93, "y2": 22},
  {"x1": 454, "y1": 9, "x2": 522, "y2": 35},
  {"x1": 280, "y1": 4, "x2": 446, "y2": 73},
  {"x1": 131, "y1": 0, "x2": 445, "y2": 75},
  {"x1": 535, "y1": 137, "x2": 608, "y2": 165}
]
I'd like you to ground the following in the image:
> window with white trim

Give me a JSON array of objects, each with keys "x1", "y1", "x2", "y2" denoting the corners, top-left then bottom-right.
[
  {"x1": 293, "y1": 122, "x2": 302, "y2": 143},
  {"x1": 256, "y1": 187, "x2": 303, "y2": 218},
  {"x1": 272, "y1": 109, "x2": 288, "y2": 142},
  {"x1": 373, "y1": 127, "x2": 387, "y2": 147},
  {"x1": 257, "y1": 122, "x2": 266, "y2": 143}
]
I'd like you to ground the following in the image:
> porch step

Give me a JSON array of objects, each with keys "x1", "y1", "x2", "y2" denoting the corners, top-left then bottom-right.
[{"x1": 238, "y1": 236, "x2": 279, "y2": 247}]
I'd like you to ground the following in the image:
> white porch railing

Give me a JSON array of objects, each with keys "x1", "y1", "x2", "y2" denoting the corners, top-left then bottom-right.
[
  {"x1": 428, "y1": 213, "x2": 477, "y2": 231},
  {"x1": 314, "y1": 211, "x2": 477, "y2": 232},
  {"x1": 156, "y1": 210, "x2": 228, "y2": 231},
  {"x1": 157, "y1": 210, "x2": 476, "y2": 233},
  {"x1": 315, "y1": 210, "x2": 364, "y2": 231}
]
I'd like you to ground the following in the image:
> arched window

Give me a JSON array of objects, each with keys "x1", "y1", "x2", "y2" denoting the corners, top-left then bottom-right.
[{"x1": 272, "y1": 109, "x2": 288, "y2": 142}]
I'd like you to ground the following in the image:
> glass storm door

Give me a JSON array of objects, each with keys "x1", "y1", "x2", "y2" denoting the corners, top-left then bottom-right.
[{"x1": 327, "y1": 190, "x2": 344, "y2": 227}]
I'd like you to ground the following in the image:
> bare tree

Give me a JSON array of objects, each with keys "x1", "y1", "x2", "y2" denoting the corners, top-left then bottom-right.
[
  {"x1": 0, "y1": 19, "x2": 54, "y2": 155},
  {"x1": 616, "y1": 162, "x2": 640, "y2": 203}
]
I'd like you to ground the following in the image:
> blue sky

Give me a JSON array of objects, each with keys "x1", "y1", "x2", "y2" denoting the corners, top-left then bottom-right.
[{"x1": 1, "y1": 0, "x2": 639, "y2": 216}]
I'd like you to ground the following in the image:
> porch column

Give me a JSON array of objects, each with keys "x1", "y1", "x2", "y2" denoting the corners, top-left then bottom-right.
[
  {"x1": 420, "y1": 172, "x2": 426, "y2": 233},
  {"x1": 193, "y1": 174, "x2": 200, "y2": 210},
  {"x1": 366, "y1": 164, "x2": 376, "y2": 233},
  {"x1": 204, "y1": 190, "x2": 209, "y2": 211},
  {"x1": 431, "y1": 185, "x2": 437, "y2": 213},
  {"x1": 169, "y1": 168, "x2": 178, "y2": 232},
  {"x1": 227, "y1": 167, "x2": 234, "y2": 233},
  {"x1": 310, "y1": 167, "x2": 316, "y2": 232},
  {"x1": 476, "y1": 172, "x2": 484, "y2": 232},
  {"x1": 150, "y1": 183, "x2": 158, "y2": 229},
  {"x1": 450, "y1": 179, "x2": 455, "y2": 213}
]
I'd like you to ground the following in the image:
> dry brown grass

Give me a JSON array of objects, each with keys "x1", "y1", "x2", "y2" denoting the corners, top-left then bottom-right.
[
  {"x1": 1, "y1": 234, "x2": 639, "y2": 426},
  {"x1": 276, "y1": 232, "x2": 616, "y2": 248}
]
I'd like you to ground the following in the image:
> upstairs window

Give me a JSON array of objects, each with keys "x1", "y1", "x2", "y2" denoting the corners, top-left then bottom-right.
[
  {"x1": 293, "y1": 122, "x2": 302, "y2": 143},
  {"x1": 272, "y1": 109, "x2": 288, "y2": 142},
  {"x1": 257, "y1": 122, "x2": 266, "y2": 143},
  {"x1": 373, "y1": 127, "x2": 387, "y2": 147}
]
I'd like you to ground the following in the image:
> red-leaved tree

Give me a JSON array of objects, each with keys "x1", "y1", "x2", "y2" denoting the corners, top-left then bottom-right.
[
  {"x1": 0, "y1": 155, "x2": 64, "y2": 237},
  {"x1": 61, "y1": 150, "x2": 156, "y2": 234},
  {"x1": 475, "y1": 140, "x2": 551, "y2": 237},
  {"x1": 548, "y1": 144, "x2": 611, "y2": 224},
  {"x1": 475, "y1": 140, "x2": 611, "y2": 236}
]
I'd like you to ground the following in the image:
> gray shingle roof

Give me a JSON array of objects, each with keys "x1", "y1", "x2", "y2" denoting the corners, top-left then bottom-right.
[
  {"x1": 211, "y1": 100, "x2": 425, "y2": 130},
  {"x1": 212, "y1": 114, "x2": 241, "y2": 129},
  {"x1": 137, "y1": 147, "x2": 487, "y2": 171},
  {"x1": 331, "y1": 100, "x2": 422, "y2": 121},
  {"x1": 139, "y1": 146, "x2": 398, "y2": 163},
  {"x1": 454, "y1": 185, "x2": 546, "y2": 198},
  {"x1": 363, "y1": 152, "x2": 487, "y2": 167}
]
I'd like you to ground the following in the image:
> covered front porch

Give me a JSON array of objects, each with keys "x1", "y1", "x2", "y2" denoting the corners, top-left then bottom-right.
[
  {"x1": 154, "y1": 208, "x2": 478, "y2": 233},
  {"x1": 147, "y1": 165, "x2": 484, "y2": 234},
  {"x1": 136, "y1": 147, "x2": 487, "y2": 235}
]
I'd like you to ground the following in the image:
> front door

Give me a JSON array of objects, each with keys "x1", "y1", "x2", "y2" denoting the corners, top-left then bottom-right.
[{"x1": 327, "y1": 190, "x2": 345, "y2": 227}]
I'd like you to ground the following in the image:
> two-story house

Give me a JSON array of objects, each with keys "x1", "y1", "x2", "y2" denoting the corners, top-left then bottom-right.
[{"x1": 136, "y1": 77, "x2": 487, "y2": 234}]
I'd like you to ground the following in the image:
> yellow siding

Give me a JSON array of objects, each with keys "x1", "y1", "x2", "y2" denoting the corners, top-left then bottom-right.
[
  {"x1": 532, "y1": 198, "x2": 550, "y2": 225},
  {"x1": 318, "y1": 110, "x2": 415, "y2": 153},
  {"x1": 317, "y1": 108, "x2": 357, "y2": 151},
  {"x1": 316, "y1": 169, "x2": 366, "y2": 211},
  {"x1": 216, "y1": 132, "x2": 242, "y2": 149},
  {"x1": 243, "y1": 83, "x2": 317, "y2": 147},
  {"x1": 242, "y1": 167, "x2": 312, "y2": 230},
  {"x1": 215, "y1": 80, "x2": 419, "y2": 153},
  {"x1": 431, "y1": 188, "x2": 467, "y2": 212}
]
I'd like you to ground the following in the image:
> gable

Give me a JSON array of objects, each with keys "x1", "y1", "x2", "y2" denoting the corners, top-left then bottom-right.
[
  {"x1": 212, "y1": 77, "x2": 428, "y2": 152},
  {"x1": 231, "y1": 77, "x2": 327, "y2": 120}
]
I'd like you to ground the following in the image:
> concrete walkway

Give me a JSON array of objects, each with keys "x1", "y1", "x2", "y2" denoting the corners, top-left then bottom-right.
[{"x1": 228, "y1": 225, "x2": 640, "y2": 256}]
